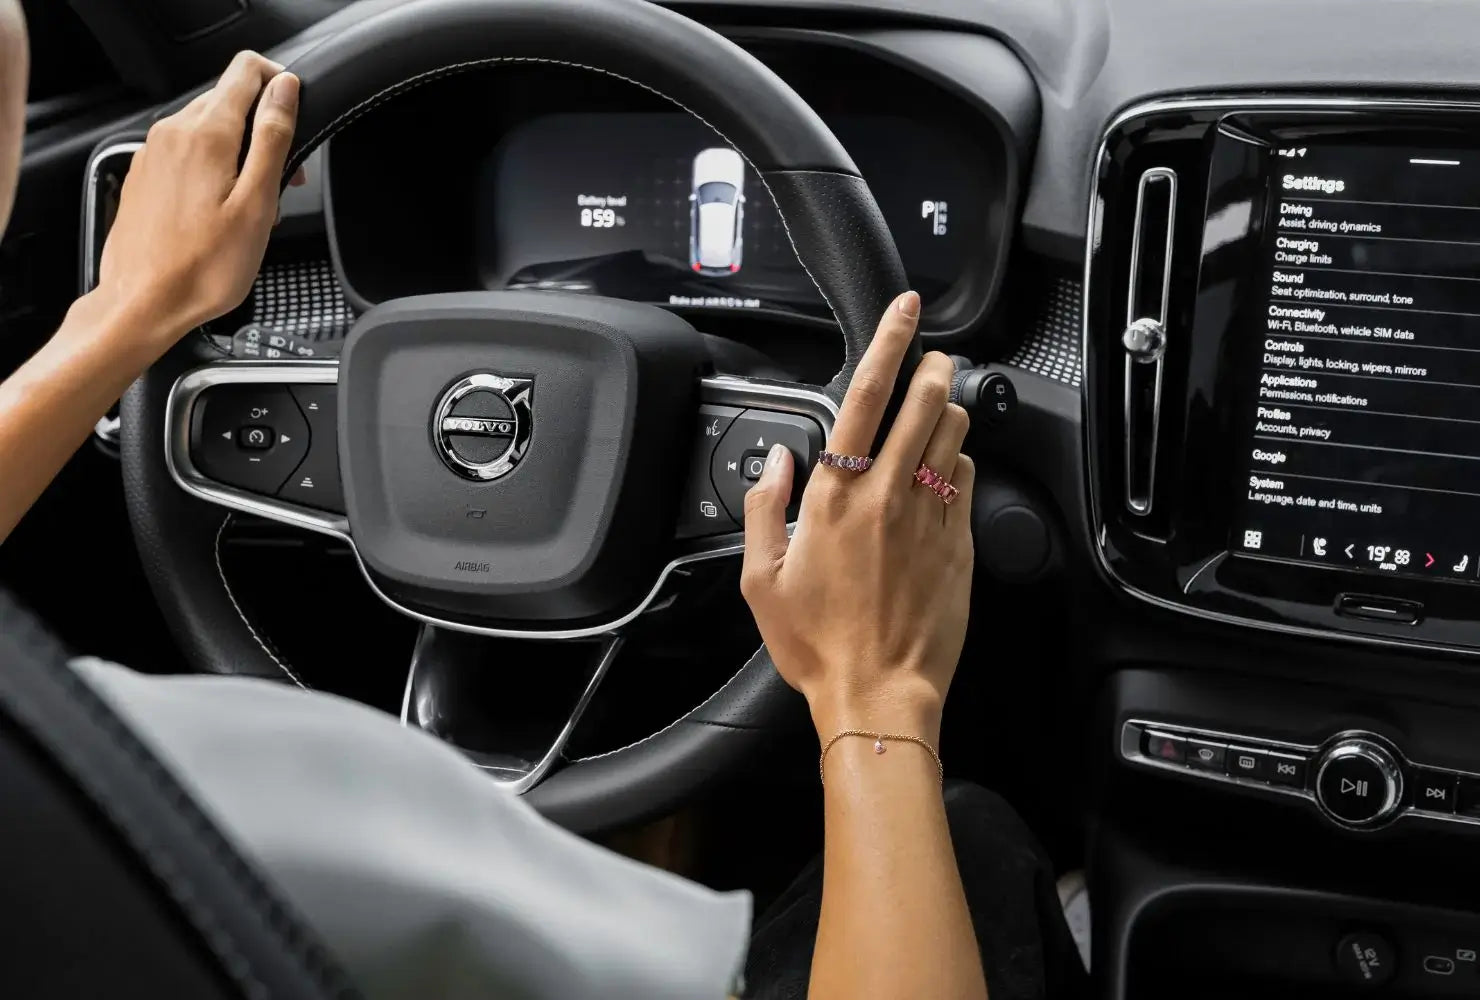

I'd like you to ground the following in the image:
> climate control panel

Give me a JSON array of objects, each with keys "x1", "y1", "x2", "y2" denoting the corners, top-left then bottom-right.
[{"x1": 1122, "y1": 720, "x2": 1480, "y2": 831}]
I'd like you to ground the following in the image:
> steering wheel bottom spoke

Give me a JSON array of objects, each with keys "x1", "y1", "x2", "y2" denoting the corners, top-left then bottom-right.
[{"x1": 401, "y1": 626, "x2": 622, "y2": 794}]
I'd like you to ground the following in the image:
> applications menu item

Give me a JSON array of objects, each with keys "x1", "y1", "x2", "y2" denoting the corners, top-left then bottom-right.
[{"x1": 1232, "y1": 143, "x2": 1480, "y2": 583}]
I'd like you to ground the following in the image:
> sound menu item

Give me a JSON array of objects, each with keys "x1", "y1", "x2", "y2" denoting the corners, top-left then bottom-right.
[{"x1": 1231, "y1": 143, "x2": 1480, "y2": 584}]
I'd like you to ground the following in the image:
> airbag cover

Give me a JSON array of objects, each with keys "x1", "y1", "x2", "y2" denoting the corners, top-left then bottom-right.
[{"x1": 339, "y1": 292, "x2": 705, "y2": 627}]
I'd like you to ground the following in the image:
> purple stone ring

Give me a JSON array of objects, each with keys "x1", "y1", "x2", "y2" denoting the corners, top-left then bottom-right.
[
  {"x1": 818, "y1": 451, "x2": 874, "y2": 473},
  {"x1": 914, "y1": 463, "x2": 960, "y2": 504}
]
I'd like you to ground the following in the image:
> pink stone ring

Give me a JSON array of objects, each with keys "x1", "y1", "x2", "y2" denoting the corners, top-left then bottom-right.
[
  {"x1": 818, "y1": 451, "x2": 873, "y2": 473},
  {"x1": 915, "y1": 463, "x2": 960, "y2": 504}
]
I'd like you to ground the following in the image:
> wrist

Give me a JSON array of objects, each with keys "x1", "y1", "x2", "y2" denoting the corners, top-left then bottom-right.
[
  {"x1": 808, "y1": 681, "x2": 944, "y2": 748},
  {"x1": 68, "y1": 287, "x2": 188, "y2": 365}
]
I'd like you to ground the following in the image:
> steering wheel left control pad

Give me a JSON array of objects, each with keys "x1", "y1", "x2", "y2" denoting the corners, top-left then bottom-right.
[{"x1": 190, "y1": 384, "x2": 344, "y2": 513}]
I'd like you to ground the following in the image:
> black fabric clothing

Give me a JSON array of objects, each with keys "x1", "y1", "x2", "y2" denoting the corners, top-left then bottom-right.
[{"x1": 746, "y1": 782, "x2": 1089, "y2": 1000}]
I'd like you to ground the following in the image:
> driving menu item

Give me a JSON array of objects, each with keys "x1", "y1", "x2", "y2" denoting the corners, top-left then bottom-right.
[
  {"x1": 1231, "y1": 143, "x2": 1480, "y2": 585},
  {"x1": 479, "y1": 112, "x2": 978, "y2": 316}
]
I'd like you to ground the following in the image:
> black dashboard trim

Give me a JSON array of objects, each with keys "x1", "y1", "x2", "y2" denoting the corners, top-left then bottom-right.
[
  {"x1": 727, "y1": 26, "x2": 1038, "y2": 342},
  {"x1": 1084, "y1": 94, "x2": 1480, "y2": 661}
]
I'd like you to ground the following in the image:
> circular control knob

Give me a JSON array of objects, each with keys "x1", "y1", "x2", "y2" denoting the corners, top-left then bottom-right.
[
  {"x1": 1121, "y1": 317, "x2": 1167, "y2": 363},
  {"x1": 1315, "y1": 737, "x2": 1403, "y2": 828}
]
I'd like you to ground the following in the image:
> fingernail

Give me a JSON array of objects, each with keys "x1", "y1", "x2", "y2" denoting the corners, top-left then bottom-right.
[
  {"x1": 766, "y1": 443, "x2": 788, "y2": 469},
  {"x1": 896, "y1": 290, "x2": 921, "y2": 319},
  {"x1": 267, "y1": 73, "x2": 300, "y2": 110}
]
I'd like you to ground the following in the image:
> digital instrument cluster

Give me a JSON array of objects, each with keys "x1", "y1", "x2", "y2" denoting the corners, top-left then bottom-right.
[{"x1": 476, "y1": 112, "x2": 982, "y2": 318}]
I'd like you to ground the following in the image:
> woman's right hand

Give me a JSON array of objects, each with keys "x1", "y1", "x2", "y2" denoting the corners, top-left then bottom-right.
[{"x1": 740, "y1": 290, "x2": 975, "y2": 743}]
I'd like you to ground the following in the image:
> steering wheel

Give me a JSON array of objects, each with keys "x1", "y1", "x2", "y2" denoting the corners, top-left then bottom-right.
[{"x1": 120, "y1": 0, "x2": 915, "y2": 831}]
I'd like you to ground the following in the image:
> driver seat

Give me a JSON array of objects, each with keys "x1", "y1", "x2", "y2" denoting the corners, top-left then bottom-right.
[{"x1": 0, "y1": 590, "x2": 358, "y2": 999}]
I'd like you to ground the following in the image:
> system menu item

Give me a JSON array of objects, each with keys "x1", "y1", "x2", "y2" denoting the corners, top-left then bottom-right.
[{"x1": 1232, "y1": 143, "x2": 1480, "y2": 584}]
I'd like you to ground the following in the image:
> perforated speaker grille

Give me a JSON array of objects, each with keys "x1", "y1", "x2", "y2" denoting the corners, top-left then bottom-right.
[{"x1": 1005, "y1": 274, "x2": 1082, "y2": 388}]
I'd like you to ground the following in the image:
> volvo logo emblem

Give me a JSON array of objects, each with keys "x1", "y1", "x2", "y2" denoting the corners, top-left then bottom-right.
[{"x1": 432, "y1": 373, "x2": 533, "y2": 482}]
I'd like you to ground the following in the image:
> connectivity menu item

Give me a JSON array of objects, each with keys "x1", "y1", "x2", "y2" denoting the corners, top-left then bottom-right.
[{"x1": 1232, "y1": 143, "x2": 1480, "y2": 584}]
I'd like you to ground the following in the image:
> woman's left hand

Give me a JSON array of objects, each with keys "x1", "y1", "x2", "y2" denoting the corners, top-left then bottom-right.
[{"x1": 93, "y1": 50, "x2": 302, "y2": 353}]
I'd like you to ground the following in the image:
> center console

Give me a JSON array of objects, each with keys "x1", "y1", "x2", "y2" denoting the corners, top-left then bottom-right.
[
  {"x1": 1086, "y1": 97, "x2": 1480, "y2": 654},
  {"x1": 1086, "y1": 99, "x2": 1480, "y2": 997}
]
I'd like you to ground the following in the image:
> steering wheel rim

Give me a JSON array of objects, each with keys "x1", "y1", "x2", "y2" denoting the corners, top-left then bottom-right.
[{"x1": 120, "y1": 0, "x2": 915, "y2": 831}]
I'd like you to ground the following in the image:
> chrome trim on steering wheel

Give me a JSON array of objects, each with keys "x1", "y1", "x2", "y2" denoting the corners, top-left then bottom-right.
[
  {"x1": 165, "y1": 362, "x2": 349, "y2": 539},
  {"x1": 165, "y1": 361, "x2": 836, "y2": 639},
  {"x1": 401, "y1": 629, "x2": 623, "y2": 794}
]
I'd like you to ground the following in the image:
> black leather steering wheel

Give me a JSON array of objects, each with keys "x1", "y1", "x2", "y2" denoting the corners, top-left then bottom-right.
[{"x1": 120, "y1": 0, "x2": 914, "y2": 830}]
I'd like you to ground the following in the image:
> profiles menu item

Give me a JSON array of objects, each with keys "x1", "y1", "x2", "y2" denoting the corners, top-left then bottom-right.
[{"x1": 1232, "y1": 143, "x2": 1480, "y2": 583}]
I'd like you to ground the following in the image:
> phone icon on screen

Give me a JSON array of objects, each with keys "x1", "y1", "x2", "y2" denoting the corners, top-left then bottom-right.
[{"x1": 1455, "y1": 555, "x2": 1470, "y2": 573}]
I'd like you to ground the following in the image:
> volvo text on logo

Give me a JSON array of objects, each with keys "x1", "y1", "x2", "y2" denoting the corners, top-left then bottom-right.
[
  {"x1": 432, "y1": 373, "x2": 534, "y2": 482},
  {"x1": 442, "y1": 417, "x2": 515, "y2": 436}
]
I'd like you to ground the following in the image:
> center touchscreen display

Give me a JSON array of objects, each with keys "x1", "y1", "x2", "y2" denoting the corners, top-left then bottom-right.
[{"x1": 1231, "y1": 143, "x2": 1480, "y2": 584}]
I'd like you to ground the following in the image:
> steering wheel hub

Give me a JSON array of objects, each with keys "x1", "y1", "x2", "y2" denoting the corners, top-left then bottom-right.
[{"x1": 340, "y1": 291, "x2": 707, "y2": 627}]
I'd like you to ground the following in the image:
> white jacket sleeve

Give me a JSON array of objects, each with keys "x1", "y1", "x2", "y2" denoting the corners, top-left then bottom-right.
[{"x1": 72, "y1": 658, "x2": 751, "y2": 1000}]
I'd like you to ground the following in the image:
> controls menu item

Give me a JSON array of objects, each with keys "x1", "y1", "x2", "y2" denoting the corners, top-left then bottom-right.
[{"x1": 1232, "y1": 143, "x2": 1480, "y2": 584}]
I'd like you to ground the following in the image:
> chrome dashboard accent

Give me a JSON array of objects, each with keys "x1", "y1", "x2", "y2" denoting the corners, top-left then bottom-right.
[
  {"x1": 83, "y1": 141, "x2": 144, "y2": 451},
  {"x1": 1121, "y1": 720, "x2": 1480, "y2": 832},
  {"x1": 1084, "y1": 94, "x2": 1480, "y2": 657},
  {"x1": 81, "y1": 140, "x2": 143, "y2": 295},
  {"x1": 1121, "y1": 317, "x2": 1166, "y2": 363},
  {"x1": 93, "y1": 414, "x2": 122, "y2": 447},
  {"x1": 1314, "y1": 737, "x2": 1403, "y2": 830},
  {"x1": 167, "y1": 362, "x2": 836, "y2": 640},
  {"x1": 1122, "y1": 167, "x2": 1176, "y2": 516},
  {"x1": 1120, "y1": 717, "x2": 1320, "y2": 808}
]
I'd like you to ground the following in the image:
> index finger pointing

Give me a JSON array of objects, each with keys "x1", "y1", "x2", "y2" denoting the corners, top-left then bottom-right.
[{"x1": 825, "y1": 290, "x2": 921, "y2": 458}]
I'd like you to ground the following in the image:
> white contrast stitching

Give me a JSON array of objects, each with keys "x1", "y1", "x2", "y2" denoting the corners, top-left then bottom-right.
[
  {"x1": 289, "y1": 55, "x2": 844, "y2": 333},
  {"x1": 569, "y1": 647, "x2": 762, "y2": 763},
  {"x1": 214, "y1": 515, "x2": 309, "y2": 689}
]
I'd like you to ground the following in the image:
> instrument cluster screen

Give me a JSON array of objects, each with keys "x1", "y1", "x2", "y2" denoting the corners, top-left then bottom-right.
[
  {"x1": 1231, "y1": 143, "x2": 1480, "y2": 584},
  {"x1": 477, "y1": 113, "x2": 981, "y2": 317}
]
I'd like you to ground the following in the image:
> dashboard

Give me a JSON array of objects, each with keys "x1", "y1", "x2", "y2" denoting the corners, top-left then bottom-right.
[
  {"x1": 81, "y1": 0, "x2": 1480, "y2": 670},
  {"x1": 62, "y1": 3, "x2": 1480, "y2": 989},
  {"x1": 77, "y1": 2, "x2": 1480, "y2": 682}
]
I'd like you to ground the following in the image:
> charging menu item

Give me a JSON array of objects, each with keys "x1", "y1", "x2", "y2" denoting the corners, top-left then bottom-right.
[{"x1": 1231, "y1": 143, "x2": 1480, "y2": 583}]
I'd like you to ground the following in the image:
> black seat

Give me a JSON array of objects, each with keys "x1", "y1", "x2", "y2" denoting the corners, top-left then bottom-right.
[{"x1": 0, "y1": 591, "x2": 359, "y2": 999}]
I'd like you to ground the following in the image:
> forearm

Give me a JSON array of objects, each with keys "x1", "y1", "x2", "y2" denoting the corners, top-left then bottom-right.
[
  {"x1": 0, "y1": 293, "x2": 169, "y2": 542},
  {"x1": 809, "y1": 703, "x2": 986, "y2": 1000}
]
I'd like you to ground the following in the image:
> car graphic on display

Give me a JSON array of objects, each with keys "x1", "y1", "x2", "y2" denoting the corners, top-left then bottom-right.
[{"x1": 689, "y1": 147, "x2": 745, "y2": 275}]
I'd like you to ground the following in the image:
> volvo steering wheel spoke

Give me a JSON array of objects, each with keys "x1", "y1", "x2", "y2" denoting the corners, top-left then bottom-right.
[
  {"x1": 166, "y1": 360, "x2": 348, "y2": 540},
  {"x1": 166, "y1": 354, "x2": 835, "y2": 640}
]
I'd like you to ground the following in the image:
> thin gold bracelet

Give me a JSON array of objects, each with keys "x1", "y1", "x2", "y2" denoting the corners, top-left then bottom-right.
[{"x1": 819, "y1": 730, "x2": 944, "y2": 785}]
